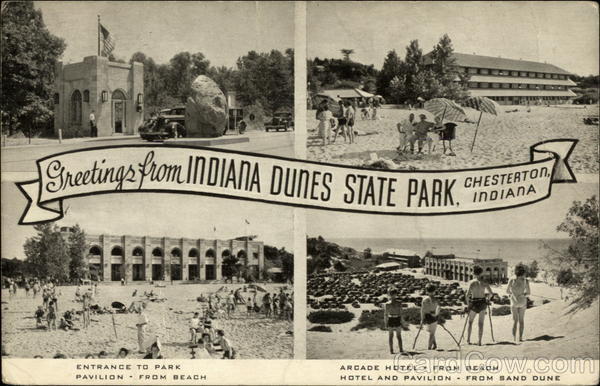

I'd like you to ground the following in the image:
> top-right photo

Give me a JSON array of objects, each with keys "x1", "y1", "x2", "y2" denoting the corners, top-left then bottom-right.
[{"x1": 306, "y1": 1, "x2": 599, "y2": 174}]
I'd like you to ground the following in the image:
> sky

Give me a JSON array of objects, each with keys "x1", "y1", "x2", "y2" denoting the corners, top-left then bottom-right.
[
  {"x1": 35, "y1": 1, "x2": 294, "y2": 67},
  {"x1": 308, "y1": 1, "x2": 599, "y2": 76},
  {"x1": 1, "y1": 182, "x2": 294, "y2": 260},
  {"x1": 307, "y1": 181, "x2": 599, "y2": 240}
]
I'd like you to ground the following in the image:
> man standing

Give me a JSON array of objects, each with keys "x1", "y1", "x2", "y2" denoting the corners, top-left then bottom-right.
[
  {"x1": 465, "y1": 266, "x2": 494, "y2": 346},
  {"x1": 89, "y1": 110, "x2": 97, "y2": 137},
  {"x1": 397, "y1": 113, "x2": 415, "y2": 152},
  {"x1": 136, "y1": 302, "x2": 149, "y2": 353}
]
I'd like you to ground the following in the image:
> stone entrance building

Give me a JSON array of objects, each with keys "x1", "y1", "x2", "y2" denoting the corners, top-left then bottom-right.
[
  {"x1": 60, "y1": 228, "x2": 264, "y2": 282},
  {"x1": 53, "y1": 56, "x2": 144, "y2": 137},
  {"x1": 424, "y1": 255, "x2": 508, "y2": 283}
]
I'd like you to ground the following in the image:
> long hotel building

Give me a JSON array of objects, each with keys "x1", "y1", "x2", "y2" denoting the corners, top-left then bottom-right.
[
  {"x1": 60, "y1": 227, "x2": 265, "y2": 282},
  {"x1": 424, "y1": 52, "x2": 576, "y2": 105},
  {"x1": 423, "y1": 254, "x2": 508, "y2": 283}
]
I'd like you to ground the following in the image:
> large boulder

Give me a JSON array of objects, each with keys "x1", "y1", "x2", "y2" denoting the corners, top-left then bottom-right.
[{"x1": 185, "y1": 75, "x2": 228, "y2": 137}]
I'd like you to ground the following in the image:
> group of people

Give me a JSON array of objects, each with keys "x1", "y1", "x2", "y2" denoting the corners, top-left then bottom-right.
[
  {"x1": 316, "y1": 100, "x2": 357, "y2": 146},
  {"x1": 397, "y1": 113, "x2": 458, "y2": 156},
  {"x1": 188, "y1": 310, "x2": 236, "y2": 359},
  {"x1": 384, "y1": 264, "x2": 531, "y2": 354}
]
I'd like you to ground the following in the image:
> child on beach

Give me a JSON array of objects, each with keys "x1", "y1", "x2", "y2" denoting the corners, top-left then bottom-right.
[
  {"x1": 190, "y1": 312, "x2": 201, "y2": 343},
  {"x1": 216, "y1": 330, "x2": 236, "y2": 359},
  {"x1": 47, "y1": 300, "x2": 57, "y2": 331},
  {"x1": 506, "y1": 264, "x2": 531, "y2": 342},
  {"x1": 35, "y1": 306, "x2": 45, "y2": 328},
  {"x1": 318, "y1": 105, "x2": 333, "y2": 146},
  {"x1": 420, "y1": 284, "x2": 440, "y2": 350},
  {"x1": 465, "y1": 266, "x2": 494, "y2": 346},
  {"x1": 384, "y1": 288, "x2": 404, "y2": 354}
]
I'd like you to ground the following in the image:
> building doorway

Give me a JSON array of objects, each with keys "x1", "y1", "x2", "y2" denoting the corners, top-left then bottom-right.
[
  {"x1": 205, "y1": 265, "x2": 216, "y2": 280},
  {"x1": 188, "y1": 265, "x2": 198, "y2": 281},
  {"x1": 152, "y1": 264, "x2": 163, "y2": 280},
  {"x1": 132, "y1": 264, "x2": 144, "y2": 281},
  {"x1": 111, "y1": 264, "x2": 122, "y2": 281},
  {"x1": 112, "y1": 89, "x2": 127, "y2": 133}
]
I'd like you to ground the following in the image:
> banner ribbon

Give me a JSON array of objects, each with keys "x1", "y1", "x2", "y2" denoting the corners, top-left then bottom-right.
[{"x1": 16, "y1": 139, "x2": 577, "y2": 225}]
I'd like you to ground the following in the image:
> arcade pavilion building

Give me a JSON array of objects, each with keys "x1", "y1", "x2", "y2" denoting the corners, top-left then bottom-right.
[{"x1": 424, "y1": 254, "x2": 508, "y2": 283}]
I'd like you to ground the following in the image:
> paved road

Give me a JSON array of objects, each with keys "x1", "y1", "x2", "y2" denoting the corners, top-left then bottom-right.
[{"x1": 1, "y1": 131, "x2": 294, "y2": 180}]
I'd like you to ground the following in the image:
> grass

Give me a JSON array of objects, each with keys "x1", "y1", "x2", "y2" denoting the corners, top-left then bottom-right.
[{"x1": 308, "y1": 310, "x2": 354, "y2": 324}]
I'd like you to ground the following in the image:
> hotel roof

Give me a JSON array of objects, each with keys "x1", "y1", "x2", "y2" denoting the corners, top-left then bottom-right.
[{"x1": 424, "y1": 52, "x2": 572, "y2": 76}]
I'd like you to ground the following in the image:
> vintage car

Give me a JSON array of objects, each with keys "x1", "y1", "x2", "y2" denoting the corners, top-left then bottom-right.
[
  {"x1": 264, "y1": 109, "x2": 294, "y2": 132},
  {"x1": 138, "y1": 107, "x2": 186, "y2": 141}
]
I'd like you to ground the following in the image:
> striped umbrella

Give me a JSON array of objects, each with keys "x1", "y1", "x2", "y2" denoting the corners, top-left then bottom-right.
[
  {"x1": 463, "y1": 96, "x2": 500, "y2": 152},
  {"x1": 423, "y1": 98, "x2": 467, "y2": 122}
]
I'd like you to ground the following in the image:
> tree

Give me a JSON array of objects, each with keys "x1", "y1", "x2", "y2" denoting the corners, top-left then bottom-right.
[
  {"x1": 403, "y1": 40, "x2": 425, "y2": 103},
  {"x1": 23, "y1": 223, "x2": 70, "y2": 282},
  {"x1": 68, "y1": 224, "x2": 88, "y2": 282},
  {"x1": 363, "y1": 248, "x2": 372, "y2": 259},
  {"x1": 280, "y1": 248, "x2": 294, "y2": 282},
  {"x1": 340, "y1": 48, "x2": 355, "y2": 61},
  {"x1": 544, "y1": 195, "x2": 599, "y2": 311},
  {"x1": 222, "y1": 253, "x2": 240, "y2": 280},
  {"x1": 376, "y1": 50, "x2": 404, "y2": 102},
  {"x1": 527, "y1": 260, "x2": 539, "y2": 279},
  {"x1": 1, "y1": 1, "x2": 66, "y2": 136}
]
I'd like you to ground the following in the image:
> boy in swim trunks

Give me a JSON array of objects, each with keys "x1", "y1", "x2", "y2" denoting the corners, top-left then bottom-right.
[
  {"x1": 420, "y1": 284, "x2": 440, "y2": 350},
  {"x1": 465, "y1": 265, "x2": 494, "y2": 345},
  {"x1": 506, "y1": 264, "x2": 530, "y2": 342},
  {"x1": 383, "y1": 288, "x2": 404, "y2": 354}
]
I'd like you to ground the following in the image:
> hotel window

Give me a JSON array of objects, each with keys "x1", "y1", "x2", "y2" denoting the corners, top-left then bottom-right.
[
  {"x1": 502, "y1": 83, "x2": 510, "y2": 89},
  {"x1": 479, "y1": 68, "x2": 489, "y2": 75},
  {"x1": 491, "y1": 69, "x2": 499, "y2": 75},
  {"x1": 537, "y1": 73, "x2": 544, "y2": 78},
  {"x1": 558, "y1": 75, "x2": 566, "y2": 80},
  {"x1": 545, "y1": 73, "x2": 551, "y2": 79},
  {"x1": 492, "y1": 83, "x2": 500, "y2": 88},
  {"x1": 528, "y1": 84, "x2": 538, "y2": 89},
  {"x1": 468, "y1": 82, "x2": 478, "y2": 88},
  {"x1": 511, "y1": 71, "x2": 519, "y2": 76},
  {"x1": 468, "y1": 68, "x2": 478, "y2": 74},
  {"x1": 479, "y1": 82, "x2": 489, "y2": 88},
  {"x1": 498, "y1": 70, "x2": 508, "y2": 76},
  {"x1": 519, "y1": 71, "x2": 528, "y2": 77},
  {"x1": 552, "y1": 74, "x2": 559, "y2": 79},
  {"x1": 518, "y1": 84, "x2": 526, "y2": 89},
  {"x1": 528, "y1": 72, "x2": 536, "y2": 78}
]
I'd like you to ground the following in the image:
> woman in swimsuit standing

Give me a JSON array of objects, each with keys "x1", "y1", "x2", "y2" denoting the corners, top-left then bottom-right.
[
  {"x1": 506, "y1": 264, "x2": 531, "y2": 342},
  {"x1": 383, "y1": 287, "x2": 404, "y2": 354},
  {"x1": 420, "y1": 284, "x2": 440, "y2": 350}
]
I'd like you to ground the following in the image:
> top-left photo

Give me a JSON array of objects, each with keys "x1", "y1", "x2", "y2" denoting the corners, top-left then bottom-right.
[{"x1": 1, "y1": 1, "x2": 295, "y2": 180}]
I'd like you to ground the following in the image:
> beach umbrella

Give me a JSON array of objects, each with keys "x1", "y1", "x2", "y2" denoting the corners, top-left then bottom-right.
[
  {"x1": 249, "y1": 284, "x2": 267, "y2": 292},
  {"x1": 463, "y1": 96, "x2": 499, "y2": 152},
  {"x1": 423, "y1": 98, "x2": 467, "y2": 122}
]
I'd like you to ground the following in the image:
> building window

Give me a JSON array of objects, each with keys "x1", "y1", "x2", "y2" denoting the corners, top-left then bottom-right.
[
  {"x1": 502, "y1": 83, "x2": 510, "y2": 89},
  {"x1": 468, "y1": 82, "x2": 478, "y2": 88},
  {"x1": 152, "y1": 248, "x2": 163, "y2": 257},
  {"x1": 528, "y1": 72, "x2": 536, "y2": 78},
  {"x1": 70, "y1": 90, "x2": 82, "y2": 125},
  {"x1": 53, "y1": 93, "x2": 60, "y2": 105},
  {"x1": 83, "y1": 90, "x2": 90, "y2": 103},
  {"x1": 479, "y1": 82, "x2": 489, "y2": 88},
  {"x1": 468, "y1": 68, "x2": 478, "y2": 74},
  {"x1": 492, "y1": 83, "x2": 500, "y2": 88},
  {"x1": 111, "y1": 246, "x2": 123, "y2": 256},
  {"x1": 544, "y1": 73, "x2": 551, "y2": 79},
  {"x1": 537, "y1": 73, "x2": 544, "y2": 78},
  {"x1": 520, "y1": 71, "x2": 528, "y2": 77},
  {"x1": 132, "y1": 247, "x2": 144, "y2": 256},
  {"x1": 479, "y1": 68, "x2": 489, "y2": 75},
  {"x1": 552, "y1": 74, "x2": 559, "y2": 79},
  {"x1": 498, "y1": 70, "x2": 507, "y2": 76},
  {"x1": 511, "y1": 71, "x2": 519, "y2": 76},
  {"x1": 491, "y1": 69, "x2": 499, "y2": 75}
]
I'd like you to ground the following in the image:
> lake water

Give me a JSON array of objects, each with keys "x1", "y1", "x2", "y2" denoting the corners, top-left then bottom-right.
[{"x1": 327, "y1": 237, "x2": 571, "y2": 266}]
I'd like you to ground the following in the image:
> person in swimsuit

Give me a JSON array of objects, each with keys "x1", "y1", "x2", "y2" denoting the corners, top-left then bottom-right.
[
  {"x1": 420, "y1": 284, "x2": 440, "y2": 350},
  {"x1": 506, "y1": 264, "x2": 531, "y2": 342},
  {"x1": 345, "y1": 101, "x2": 356, "y2": 144},
  {"x1": 465, "y1": 266, "x2": 494, "y2": 345},
  {"x1": 383, "y1": 288, "x2": 404, "y2": 354}
]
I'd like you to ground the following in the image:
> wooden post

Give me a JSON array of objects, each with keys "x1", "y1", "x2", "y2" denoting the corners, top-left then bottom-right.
[
  {"x1": 97, "y1": 16, "x2": 101, "y2": 56},
  {"x1": 111, "y1": 313, "x2": 118, "y2": 339},
  {"x1": 470, "y1": 111, "x2": 483, "y2": 153}
]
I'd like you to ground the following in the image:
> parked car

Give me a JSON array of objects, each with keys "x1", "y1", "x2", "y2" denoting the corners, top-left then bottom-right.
[
  {"x1": 139, "y1": 107, "x2": 186, "y2": 141},
  {"x1": 265, "y1": 109, "x2": 294, "y2": 132}
]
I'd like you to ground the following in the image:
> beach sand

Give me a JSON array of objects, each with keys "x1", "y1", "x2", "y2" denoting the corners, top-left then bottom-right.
[
  {"x1": 307, "y1": 105, "x2": 599, "y2": 174},
  {"x1": 307, "y1": 274, "x2": 599, "y2": 360},
  {"x1": 1, "y1": 283, "x2": 293, "y2": 359}
]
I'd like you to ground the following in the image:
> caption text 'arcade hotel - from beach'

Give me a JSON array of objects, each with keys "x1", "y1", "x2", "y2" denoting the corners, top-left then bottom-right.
[
  {"x1": 424, "y1": 52, "x2": 577, "y2": 105},
  {"x1": 59, "y1": 227, "x2": 265, "y2": 282}
]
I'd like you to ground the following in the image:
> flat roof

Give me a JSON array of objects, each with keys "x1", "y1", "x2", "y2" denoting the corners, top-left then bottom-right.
[{"x1": 469, "y1": 89, "x2": 577, "y2": 97}]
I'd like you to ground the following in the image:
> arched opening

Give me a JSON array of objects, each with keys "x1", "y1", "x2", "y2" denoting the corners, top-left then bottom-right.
[
  {"x1": 171, "y1": 248, "x2": 182, "y2": 280},
  {"x1": 112, "y1": 89, "x2": 127, "y2": 133},
  {"x1": 89, "y1": 246, "x2": 102, "y2": 256},
  {"x1": 110, "y1": 246, "x2": 124, "y2": 281},
  {"x1": 71, "y1": 90, "x2": 82, "y2": 125},
  {"x1": 111, "y1": 246, "x2": 123, "y2": 256},
  {"x1": 151, "y1": 247, "x2": 163, "y2": 280},
  {"x1": 131, "y1": 247, "x2": 144, "y2": 281},
  {"x1": 187, "y1": 249, "x2": 199, "y2": 280},
  {"x1": 204, "y1": 249, "x2": 216, "y2": 280}
]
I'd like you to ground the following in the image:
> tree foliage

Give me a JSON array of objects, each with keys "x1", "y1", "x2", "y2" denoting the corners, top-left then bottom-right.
[
  {"x1": 23, "y1": 223, "x2": 70, "y2": 282},
  {"x1": 544, "y1": 195, "x2": 599, "y2": 311},
  {"x1": 1, "y1": 1, "x2": 66, "y2": 136},
  {"x1": 68, "y1": 224, "x2": 88, "y2": 281},
  {"x1": 308, "y1": 57, "x2": 378, "y2": 93}
]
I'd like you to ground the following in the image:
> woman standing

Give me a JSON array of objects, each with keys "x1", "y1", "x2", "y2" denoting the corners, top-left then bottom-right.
[
  {"x1": 345, "y1": 101, "x2": 356, "y2": 144},
  {"x1": 506, "y1": 265, "x2": 530, "y2": 342},
  {"x1": 318, "y1": 105, "x2": 333, "y2": 146}
]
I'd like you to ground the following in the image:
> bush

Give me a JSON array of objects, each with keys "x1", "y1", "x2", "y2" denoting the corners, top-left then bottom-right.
[
  {"x1": 351, "y1": 307, "x2": 453, "y2": 331},
  {"x1": 308, "y1": 325, "x2": 332, "y2": 332},
  {"x1": 308, "y1": 310, "x2": 354, "y2": 324},
  {"x1": 491, "y1": 305, "x2": 512, "y2": 316}
]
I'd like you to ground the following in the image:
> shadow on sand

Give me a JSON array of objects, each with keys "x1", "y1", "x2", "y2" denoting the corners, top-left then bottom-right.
[
  {"x1": 527, "y1": 335, "x2": 564, "y2": 342},
  {"x1": 484, "y1": 341, "x2": 519, "y2": 346}
]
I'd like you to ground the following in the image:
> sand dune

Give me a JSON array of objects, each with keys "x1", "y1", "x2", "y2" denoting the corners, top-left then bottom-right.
[
  {"x1": 307, "y1": 105, "x2": 599, "y2": 174},
  {"x1": 1, "y1": 283, "x2": 293, "y2": 359}
]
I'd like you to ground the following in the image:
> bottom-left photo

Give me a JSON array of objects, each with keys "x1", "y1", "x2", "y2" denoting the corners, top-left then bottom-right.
[{"x1": 1, "y1": 182, "x2": 294, "y2": 359}]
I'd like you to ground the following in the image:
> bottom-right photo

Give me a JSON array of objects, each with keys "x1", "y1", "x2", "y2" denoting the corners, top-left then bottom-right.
[{"x1": 305, "y1": 182, "x2": 599, "y2": 360}]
